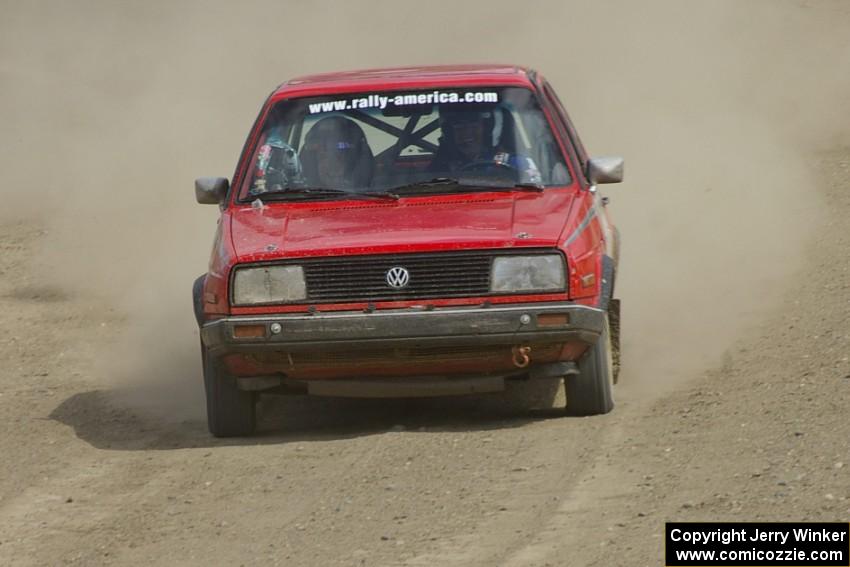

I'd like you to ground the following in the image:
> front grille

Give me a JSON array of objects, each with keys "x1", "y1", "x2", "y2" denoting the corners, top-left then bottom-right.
[{"x1": 290, "y1": 249, "x2": 556, "y2": 304}]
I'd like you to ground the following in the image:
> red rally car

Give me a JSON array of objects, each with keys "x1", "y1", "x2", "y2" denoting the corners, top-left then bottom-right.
[{"x1": 193, "y1": 65, "x2": 624, "y2": 437}]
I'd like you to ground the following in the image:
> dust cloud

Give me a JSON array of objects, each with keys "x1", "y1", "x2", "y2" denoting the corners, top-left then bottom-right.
[{"x1": 1, "y1": 0, "x2": 848, "y2": 414}]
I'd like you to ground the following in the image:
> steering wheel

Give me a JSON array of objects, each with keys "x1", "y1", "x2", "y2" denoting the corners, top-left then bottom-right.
[
  {"x1": 459, "y1": 159, "x2": 518, "y2": 178},
  {"x1": 265, "y1": 144, "x2": 305, "y2": 188}
]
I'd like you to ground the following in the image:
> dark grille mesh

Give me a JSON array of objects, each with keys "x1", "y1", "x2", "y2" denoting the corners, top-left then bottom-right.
[{"x1": 293, "y1": 249, "x2": 554, "y2": 303}]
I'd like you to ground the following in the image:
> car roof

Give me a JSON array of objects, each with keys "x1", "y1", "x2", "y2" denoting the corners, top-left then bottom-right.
[{"x1": 271, "y1": 64, "x2": 537, "y2": 100}]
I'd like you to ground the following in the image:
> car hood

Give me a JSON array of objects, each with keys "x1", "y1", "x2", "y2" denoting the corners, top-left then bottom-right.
[{"x1": 229, "y1": 191, "x2": 576, "y2": 261}]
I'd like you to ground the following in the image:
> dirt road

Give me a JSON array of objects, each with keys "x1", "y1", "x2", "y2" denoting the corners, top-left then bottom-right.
[
  {"x1": 0, "y1": 151, "x2": 847, "y2": 566},
  {"x1": 2, "y1": 1, "x2": 849, "y2": 565}
]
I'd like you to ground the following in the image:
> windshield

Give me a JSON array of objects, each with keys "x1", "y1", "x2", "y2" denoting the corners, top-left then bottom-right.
[{"x1": 239, "y1": 86, "x2": 572, "y2": 201}]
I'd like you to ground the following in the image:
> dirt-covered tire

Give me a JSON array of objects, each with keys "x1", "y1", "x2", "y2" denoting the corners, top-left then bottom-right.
[
  {"x1": 202, "y1": 346, "x2": 256, "y2": 437},
  {"x1": 609, "y1": 298, "x2": 621, "y2": 384},
  {"x1": 565, "y1": 316, "x2": 614, "y2": 416}
]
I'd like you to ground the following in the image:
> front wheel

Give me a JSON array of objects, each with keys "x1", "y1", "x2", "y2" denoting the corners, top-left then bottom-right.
[
  {"x1": 202, "y1": 346, "x2": 256, "y2": 437},
  {"x1": 564, "y1": 316, "x2": 614, "y2": 416}
]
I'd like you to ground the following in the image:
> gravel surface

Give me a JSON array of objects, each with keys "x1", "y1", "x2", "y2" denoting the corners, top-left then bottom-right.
[{"x1": 0, "y1": 152, "x2": 847, "y2": 566}]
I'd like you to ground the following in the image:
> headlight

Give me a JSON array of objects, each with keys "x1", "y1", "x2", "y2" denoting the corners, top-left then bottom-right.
[
  {"x1": 491, "y1": 255, "x2": 566, "y2": 293},
  {"x1": 232, "y1": 265, "x2": 306, "y2": 305}
]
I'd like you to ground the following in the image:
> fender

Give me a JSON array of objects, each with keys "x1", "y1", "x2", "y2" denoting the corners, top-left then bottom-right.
[
  {"x1": 192, "y1": 274, "x2": 206, "y2": 327},
  {"x1": 598, "y1": 254, "x2": 616, "y2": 310}
]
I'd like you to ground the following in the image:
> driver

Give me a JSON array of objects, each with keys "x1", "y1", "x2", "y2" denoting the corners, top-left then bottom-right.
[
  {"x1": 300, "y1": 115, "x2": 374, "y2": 190},
  {"x1": 430, "y1": 106, "x2": 497, "y2": 173},
  {"x1": 430, "y1": 105, "x2": 542, "y2": 185}
]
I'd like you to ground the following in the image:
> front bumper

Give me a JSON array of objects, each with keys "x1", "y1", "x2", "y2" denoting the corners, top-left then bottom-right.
[{"x1": 201, "y1": 302, "x2": 604, "y2": 354}]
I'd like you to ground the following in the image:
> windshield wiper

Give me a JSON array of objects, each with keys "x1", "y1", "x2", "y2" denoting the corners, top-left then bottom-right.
[
  {"x1": 251, "y1": 186, "x2": 399, "y2": 201},
  {"x1": 388, "y1": 177, "x2": 493, "y2": 194},
  {"x1": 389, "y1": 177, "x2": 545, "y2": 194},
  {"x1": 492, "y1": 182, "x2": 545, "y2": 192}
]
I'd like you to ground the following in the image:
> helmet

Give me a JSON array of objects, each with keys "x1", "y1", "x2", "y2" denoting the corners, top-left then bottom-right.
[
  {"x1": 301, "y1": 116, "x2": 374, "y2": 189},
  {"x1": 437, "y1": 104, "x2": 500, "y2": 158}
]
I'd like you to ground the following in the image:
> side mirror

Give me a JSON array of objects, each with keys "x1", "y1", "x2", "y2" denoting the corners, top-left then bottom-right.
[
  {"x1": 195, "y1": 177, "x2": 229, "y2": 204},
  {"x1": 586, "y1": 156, "x2": 624, "y2": 184}
]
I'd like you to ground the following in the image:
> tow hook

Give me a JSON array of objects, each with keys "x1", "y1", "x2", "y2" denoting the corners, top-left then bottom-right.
[{"x1": 512, "y1": 345, "x2": 532, "y2": 368}]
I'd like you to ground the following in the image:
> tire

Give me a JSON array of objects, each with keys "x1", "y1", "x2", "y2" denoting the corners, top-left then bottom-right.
[
  {"x1": 565, "y1": 316, "x2": 614, "y2": 416},
  {"x1": 202, "y1": 346, "x2": 256, "y2": 437},
  {"x1": 609, "y1": 298, "x2": 621, "y2": 384}
]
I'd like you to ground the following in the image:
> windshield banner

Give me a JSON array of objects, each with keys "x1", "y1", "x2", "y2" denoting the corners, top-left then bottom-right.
[{"x1": 308, "y1": 91, "x2": 498, "y2": 114}]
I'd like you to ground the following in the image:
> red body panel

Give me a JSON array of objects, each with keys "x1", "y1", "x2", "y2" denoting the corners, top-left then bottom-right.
[{"x1": 229, "y1": 189, "x2": 576, "y2": 260}]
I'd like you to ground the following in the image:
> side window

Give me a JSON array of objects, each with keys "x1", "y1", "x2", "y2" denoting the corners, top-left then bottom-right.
[
  {"x1": 542, "y1": 82, "x2": 589, "y2": 173},
  {"x1": 510, "y1": 106, "x2": 570, "y2": 185}
]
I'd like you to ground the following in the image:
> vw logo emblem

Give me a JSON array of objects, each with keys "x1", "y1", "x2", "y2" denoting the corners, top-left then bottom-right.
[{"x1": 386, "y1": 266, "x2": 410, "y2": 289}]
